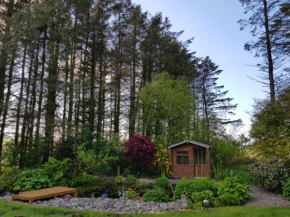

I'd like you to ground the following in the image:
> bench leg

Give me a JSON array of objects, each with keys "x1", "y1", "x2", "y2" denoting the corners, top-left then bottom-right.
[
  {"x1": 29, "y1": 199, "x2": 33, "y2": 204},
  {"x1": 11, "y1": 196, "x2": 15, "y2": 201},
  {"x1": 54, "y1": 195, "x2": 57, "y2": 199},
  {"x1": 73, "y1": 191, "x2": 77, "y2": 198}
]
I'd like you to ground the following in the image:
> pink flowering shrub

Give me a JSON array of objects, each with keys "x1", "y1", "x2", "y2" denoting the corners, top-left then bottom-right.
[{"x1": 124, "y1": 134, "x2": 157, "y2": 166}]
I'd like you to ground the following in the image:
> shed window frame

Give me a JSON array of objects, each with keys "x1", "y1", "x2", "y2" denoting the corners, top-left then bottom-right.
[
  {"x1": 194, "y1": 148, "x2": 206, "y2": 165},
  {"x1": 176, "y1": 150, "x2": 189, "y2": 165}
]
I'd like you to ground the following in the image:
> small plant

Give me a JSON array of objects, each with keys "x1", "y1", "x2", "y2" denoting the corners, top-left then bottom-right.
[
  {"x1": 72, "y1": 173, "x2": 97, "y2": 187},
  {"x1": 125, "y1": 175, "x2": 136, "y2": 186},
  {"x1": 191, "y1": 190, "x2": 213, "y2": 203},
  {"x1": 282, "y1": 178, "x2": 290, "y2": 200},
  {"x1": 173, "y1": 178, "x2": 217, "y2": 200},
  {"x1": 213, "y1": 198, "x2": 220, "y2": 207},
  {"x1": 138, "y1": 178, "x2": 150, "y2": 188},
  {"x1": 13, "y1": 186, "x2": 21, "y2": 191},
  {"x1": 155, "y1": 175, "x2": 170, "y2": 189},
  {"x1": 126, "y1": 188, "x2": 139, "y2": 199},
  {"x1": 14, "y1": 168, "x2": 53, "y2": 191},
  {"x1": 133, "y1": 196, "x2": 142, "y2": 201},
  {"x1": 63, "y1": 194, "x2": 72, "y2": 199},
  {"x1": 192, "y1": 202, "x2": 203, "y2": 210},
  {"x1": 114, "y1": 175, "x2": 123, "y2": 185},
  {"x1": 143, "y1": 187, "x2": 169, "y2": 202},
  {"x1": 218, "y1": 176, "x2": 251, "y2": 205}
]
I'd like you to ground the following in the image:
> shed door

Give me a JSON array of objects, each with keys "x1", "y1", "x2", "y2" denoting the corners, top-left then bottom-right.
[{"x1": 193, "y1": 148, "x2": 207, "y2": 177}]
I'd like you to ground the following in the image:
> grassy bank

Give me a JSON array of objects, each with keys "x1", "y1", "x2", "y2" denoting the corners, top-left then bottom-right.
[{"x1": 1, "y1": 200, "x2": 290, "y2": 217}]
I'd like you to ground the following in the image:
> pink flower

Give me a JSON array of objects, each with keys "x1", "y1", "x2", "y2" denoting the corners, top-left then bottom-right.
[{"x1": 63, "y1": 194, "x2": 72, "y2": 199}]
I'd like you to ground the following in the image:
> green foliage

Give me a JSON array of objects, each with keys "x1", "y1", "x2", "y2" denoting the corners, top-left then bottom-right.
[
  {"x1": 142, "y1": 187, "x2": 169, "y2": 202},
  {"x1": 0, "y1": 167, "x2": 20, "y2": 192},
  {"x1": 192, "y1": 202, "x2": 203, "y2": 210},
  {"x1": 114, "y1": 175, "x2": 123, "y2": 185},
  {"x1": 72, "y1": 173, "x2": 97, "y2": 187},
  {"x1": 14, "y1": 168, "x2": 53, "y2": 191},
  {"x1": 191, "y1": 190, "x2": 213, "y2": 203},
  {"x1": 250, "y1": 89, "x2": 290, "y2": 158},
  {"x1": 282, "y1": 178, "x2": 290, "y2": 200},
  {"x1": 154, "y1": 175, "x2": 170, "y2": 189},
  {"x1": 218, "y1": 176, "x2": 250, "y2": 205},
  {"x1": 251, "y1": 158, "x2": 290, "y2": 192},
  {"x1": 125, "y1": 175, "x2": 136, "y2": 186},
  {"x1": 173, "y1": 178, "x2": 217, "y2": 200},
  {"x1": 139, "y1": 72, "x2": 194, "y2": 143},
  {"x1": 213, "y1": 197, "x2": 220, "y2": 207},
  {"x1": 126, "y1": 188, "x2": 139, "y2": 199},
  {"x1": 43, "y1": 157, "x2": 70, "y2": 182}
]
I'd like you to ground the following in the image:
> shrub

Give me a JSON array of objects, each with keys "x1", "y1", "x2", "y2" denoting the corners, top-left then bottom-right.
[
  {"x1": 43, "y1": 157, "x2": 70, "y2": 183},
  {"x1": 191, "y1": 190, "x2": 213, "y2": 203},
  {"x1": 126, "y1": 188, "x2": 139, "y2": 199},
  {"x1": 218, "y1": 176, "x2": 251, "y2": 205},
  {"x1": 143, "y1": 187, "x2": 169, "y2": 202},
  {"x1": 138, "y1": 178, "x2": 150, "y2": 188},
  {"x1": 173, "y1": 178, "x2": 217, "y2": 200},
  {"x1": 72, "y1": 173, "x2": 97, "y2": 187},
  {"x1": 114, "y1": 175, "x2": 123, "y2": 186},
  {"x1": 251, "y1": 158, "x2": 290, "y2": 192},
  {"x1": 0, "y1": 167, "x2": 19, "y2": 192},
  {"x1": 153, "y1": 144, "x2": 172, "y2": 176},
  {"x1": 155, "y1": 175, "x2": 170, "y2": 189},
  {"x1": 124, "y1": 134, "x2": 157, "y2": 166},
  {"x1": 125, "y1": 175, "x2": 136, "y2": 186},
  {"x1": 14, "y1": 168, "x2": 53, "y2": 191},
  {"x1": 282, "y1": 178, "x2": 290, "y2": 200}
]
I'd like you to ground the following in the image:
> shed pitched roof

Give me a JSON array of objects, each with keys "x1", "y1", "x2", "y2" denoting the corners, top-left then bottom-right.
[{"x1": 168, "y1": 140, "x2": 212, "y2": 149}]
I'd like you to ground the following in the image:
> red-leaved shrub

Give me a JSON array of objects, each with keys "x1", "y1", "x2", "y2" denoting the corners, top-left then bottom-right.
[{"x1": 124, "y1": 134, "x2": 157, "y2": 166}]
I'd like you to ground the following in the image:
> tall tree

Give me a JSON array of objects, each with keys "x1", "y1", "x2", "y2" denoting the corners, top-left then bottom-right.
[{"x1": 239, "y1": 0, "x2": 290, "y2": 103}]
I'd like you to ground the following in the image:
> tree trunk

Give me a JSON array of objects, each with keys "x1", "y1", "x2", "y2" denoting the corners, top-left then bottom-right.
[{"x1": 263, "y1": 0, "x2": 276, "y2": 103}]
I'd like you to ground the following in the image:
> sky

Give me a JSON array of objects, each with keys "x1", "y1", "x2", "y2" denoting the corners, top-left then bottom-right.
[{"x1": 132, "y1": 0, "x2": 267, "y2": 135}]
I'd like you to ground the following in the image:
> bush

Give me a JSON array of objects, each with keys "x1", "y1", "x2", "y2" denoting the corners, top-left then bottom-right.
[
  {"x1": 114, "y1": 175, "x2": 123, "y2": 186},
  {"x1": 155, "y1": 175, "x2": 170, "y2": 189},
  {"x1": 72, "y1": 173, "x2": 97, "y2": 187},
  {"x1": 153, "y1": 144, "x2": 172, "y2": 177},
  {"x1": 143, "y1": 187, "x2": 169, "y2": 202},
  {"x1": 251, "y1": 158, "x2": 290, "y2": 192},
  {"x1": 218, "y1": 176, "x2": 251, "y2": 205},
  {"x1": 0, "y1": 167, "x2": 19, "y2": 192},
  {"x1": 282, "y1": 178, "x2": 290, "y2": 200},
  {"x1": 124, "y1": 134, "x2": 157, "y2": 166},
  {"x1": 125, "y1": 175, "x2": 136, "y2": 186},
  {"x1": 191, "y1": 190, "x2": 213, "y2": 203},
  {"x1": 43, "y1": 157, "x2": 70, "y2": 183},
  {"x1": 126, "y1": 188, "x2": 139, "y2": 199},
  {"x1": 173, "y1": 178, "x2": 217, "y2": 200},
  {"x1": 14, "y1": 168, "x2": 53, "y2": 191}
]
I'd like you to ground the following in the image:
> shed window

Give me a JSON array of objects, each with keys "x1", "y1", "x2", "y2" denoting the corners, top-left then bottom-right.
[
  {"x1": 194, "y1": 149, "x2": 206, "y2": 165},
  {"x1": 176, "y1": 151, "x2": 189, "y2": 165}
]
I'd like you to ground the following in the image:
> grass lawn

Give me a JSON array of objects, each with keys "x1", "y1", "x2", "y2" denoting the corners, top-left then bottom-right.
[{"x1": 1, "y1": 200, "x2": 290, "y2": 217}]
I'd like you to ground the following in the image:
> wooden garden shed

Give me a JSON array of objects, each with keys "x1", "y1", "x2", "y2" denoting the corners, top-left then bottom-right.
[{"x1": 168, "y1": 140, "x2": 212, "y2": 178}]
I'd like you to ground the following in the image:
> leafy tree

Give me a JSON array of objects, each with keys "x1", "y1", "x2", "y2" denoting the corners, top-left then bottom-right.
[
  {"x1": 124, "y1": 134, "x2": 157, "y2": 166},
  {"x1": 250, "y1": 87, "x2": 290, "y2": 158},
  {"x1": 138, "y1": 72, "x2": 194, "y2": 143}
]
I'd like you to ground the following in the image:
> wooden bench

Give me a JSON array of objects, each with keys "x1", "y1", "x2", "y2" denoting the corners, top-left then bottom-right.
[{"x1": 11, "y1": 186, "x2": 77, "y2": 204}]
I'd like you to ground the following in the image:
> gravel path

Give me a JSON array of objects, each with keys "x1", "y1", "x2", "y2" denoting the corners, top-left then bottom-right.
[{"x1": 245, "y1": 186, "x2": 290, "y2": 207}]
